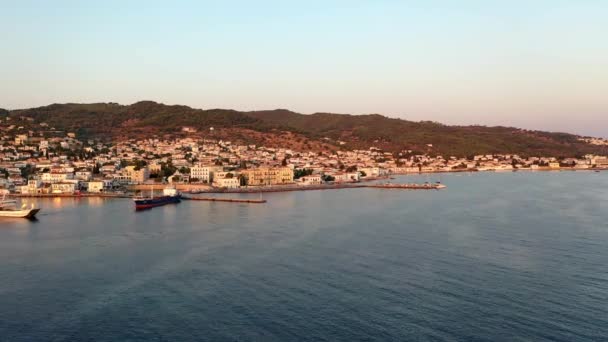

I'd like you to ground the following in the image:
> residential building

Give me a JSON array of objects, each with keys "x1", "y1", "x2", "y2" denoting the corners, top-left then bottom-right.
[
  {"x1": 213, "y1": 177, "x2": 240, "y2": 188},
  {"x1": 87, "y1": 181, "x2": 105, "y2": 193},
  {"x1": 300, "y1": 175, "x2": 322, "y2": 185},
  {"x1": 51, "y1": 183, "x2": 76, "y2": 194},
  {"x1": 190, "y1": 165, "x2": 221, "y2": 183},
  {"x1": 241, "y1": 167, "x2": 294, "y2": 186},
  {"x1": 122, "y1": 166, "x2": 149, "y2": 183}
]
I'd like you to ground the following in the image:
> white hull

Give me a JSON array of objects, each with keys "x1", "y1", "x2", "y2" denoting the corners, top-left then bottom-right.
[{"x1": 0, "y1": 208, "x2": 40, "y2": 218}]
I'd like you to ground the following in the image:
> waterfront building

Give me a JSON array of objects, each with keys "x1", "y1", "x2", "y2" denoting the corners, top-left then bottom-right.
[
  {"x1": 86, "y1": 181, "x2": 105, "y2": 193},
  {"x1": 300, "y1": 175, "x2": 322, "y2": 185},
  {"x1": 51, "y1": 182, "x2": 76, "y2": 194},
  {"x1": 122, "y1": 166, "x2": 150, "y2": 183},
  {"x1": 18, "y1": 179, "x2": 43, "y2": 194},
  {"x1": 240, "y1": 167, "x2": 294, "y2": 186},
  {"x1": 213, "y1": 177, "x2": 240, "y2": 188},
  {"x1": 190, "y1": 165, "x2": 222, "y2": 183},
  {"x1": 359, "y1": 167, "x2": 383, "y2": 177}
]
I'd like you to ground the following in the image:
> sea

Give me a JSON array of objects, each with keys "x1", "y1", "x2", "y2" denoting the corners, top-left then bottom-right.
[{"x1": 1, "y1": 171, "x2": 607, "y2": 341}]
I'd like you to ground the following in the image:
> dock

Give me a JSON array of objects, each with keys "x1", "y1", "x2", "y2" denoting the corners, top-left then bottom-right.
[
  {"x1": 8, "y1": 193, "x2": 132, "y2": 199},
  {"x1": 181, "y1": 196, "x2": 267, "y2": 203},
  {"x1": 363, "y1": 183, "x2": 446, "y2": 190}
]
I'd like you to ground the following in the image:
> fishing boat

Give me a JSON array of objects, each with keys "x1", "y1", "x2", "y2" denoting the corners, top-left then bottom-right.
[
  {"x1": 0, "y1": 201, "x2": 40, "y2": 218},
  {"x1": 133, "y1": 186, "x2": 181, "y2": 210}
]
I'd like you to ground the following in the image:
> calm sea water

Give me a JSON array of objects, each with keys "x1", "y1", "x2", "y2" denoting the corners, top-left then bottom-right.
[{"x1": 1, "y1": 171, "x2": 607, "y2": 341}]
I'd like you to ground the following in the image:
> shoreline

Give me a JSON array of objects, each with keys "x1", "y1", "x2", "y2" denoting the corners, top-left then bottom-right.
[
  {"x1": 8, "y1": 193, "x2": 132, "y2": 199},
  {"x1": 7, "y1": 168, "x2": 605, "y2": 198}
]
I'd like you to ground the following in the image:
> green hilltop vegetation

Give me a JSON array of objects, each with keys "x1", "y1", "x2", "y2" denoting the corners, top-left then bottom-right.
[{"x1": 2, "y1": 101, "x2": 606, "y2": 158}]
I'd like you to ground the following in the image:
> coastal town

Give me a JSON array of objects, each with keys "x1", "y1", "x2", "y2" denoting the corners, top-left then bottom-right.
[{"x1": 0, "y1": 119, "x2": 607, "y2": 196}]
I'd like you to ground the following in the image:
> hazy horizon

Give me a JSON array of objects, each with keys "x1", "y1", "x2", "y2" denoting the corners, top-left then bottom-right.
[{"x1": 1, "y1": 1, "x2": 607, "y2": 137}]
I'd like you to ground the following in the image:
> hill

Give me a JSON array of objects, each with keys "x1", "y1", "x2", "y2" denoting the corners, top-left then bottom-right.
[{"x1": 3, "y1": 101, "x2": 606, "y2": 157}]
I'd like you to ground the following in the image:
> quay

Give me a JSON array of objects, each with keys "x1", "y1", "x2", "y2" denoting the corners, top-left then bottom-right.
[
  {"x1": 363, "y1": 183, "x2": 446, "y2": 190},
  {"x1": 9, "y1": 193, "x2": 132, "y2": 199},
  {"x1": 8, "y1": 181, "x2": 446, "y2": 200},
  {"x1": 181, "y1": 196, "x2": 266, "y2": 203}
]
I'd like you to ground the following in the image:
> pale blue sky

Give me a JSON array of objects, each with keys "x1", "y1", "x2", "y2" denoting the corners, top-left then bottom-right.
[{"x1": 1, "y1": 0, "x2": 607, "y2": 137}]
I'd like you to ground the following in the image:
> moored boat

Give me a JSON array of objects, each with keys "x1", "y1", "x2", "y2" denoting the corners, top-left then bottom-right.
[{"x1": 134, "y1": 186, "x2": 181, "y2": 210}]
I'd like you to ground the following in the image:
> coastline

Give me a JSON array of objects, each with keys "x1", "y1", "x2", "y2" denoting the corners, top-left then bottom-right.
[{"x1": 8, "y1": 168, "x2": 604, "y2": 198}]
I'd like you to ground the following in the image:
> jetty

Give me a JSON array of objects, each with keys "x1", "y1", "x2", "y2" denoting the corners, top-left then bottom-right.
[
  {"x1": 181, "y1": 196, "x2": 266, "y2": 204},
  {"x1": 363, "y1": 183, "x2": 446, "y2": 190}
]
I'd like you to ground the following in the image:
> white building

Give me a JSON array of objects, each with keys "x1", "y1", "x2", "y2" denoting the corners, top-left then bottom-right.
[
  {"x1": 213, "y1": 177, "x2": 240, "y2": 188},
  {"x1": 19, "y1": 179, "x2": 43, "y2": 194},
  {"x1": 300, "y1": 175, "x2": 322, "y2": 185},
  {"x1": 333, "y1": 172, "x2": 360, "y2": 183},
  {"x1": 51, "y1": 183, "x2": 76, "y2": 194},
  {"x1": 190, "y1": 165, "x2": 221, "y2": 183},
  {"x1": 359, "y1": 167, "x2": 386, "y2": 177},
  {"x1": 87, "y1": 181, "x2": 105, "y2": 193},
  {"x1": 75, "y1": 171, "x2": 92, "y2": 181},
  {"x1": 42, "y1": 172, "x2": 73, "y2": 183}
]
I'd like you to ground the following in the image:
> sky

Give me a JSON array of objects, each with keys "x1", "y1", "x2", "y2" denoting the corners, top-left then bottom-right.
[{"x1": 1, "y1": 0, "x2": 607, "y2": 137}]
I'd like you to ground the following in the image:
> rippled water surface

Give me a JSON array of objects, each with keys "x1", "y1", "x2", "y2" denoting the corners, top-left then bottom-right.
[{"x1": 1, "y1": 171, "x2": 607, "y2": 341}]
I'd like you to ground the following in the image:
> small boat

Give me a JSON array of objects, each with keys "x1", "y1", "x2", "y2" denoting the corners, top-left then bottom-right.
[
  {"x1": 134, "y1": 186, "x2": 181, "y2": 210},
  {"x1": 0, "y1": 202, "x2": 40, "y2": 219}
]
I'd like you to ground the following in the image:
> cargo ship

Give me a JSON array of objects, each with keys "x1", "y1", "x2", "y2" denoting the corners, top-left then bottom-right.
[{"x1": 133, "y1": 186, "x2": 181, "y2": 210}]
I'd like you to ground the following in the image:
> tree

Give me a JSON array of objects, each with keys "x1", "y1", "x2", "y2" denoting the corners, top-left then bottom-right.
[
  {"x1": 20, "y1": 165, "x2": 35, "y2": 179},
  {"x1": 294, "y1": 168, "x2": 313, "y2": 179},
  {"x1": 159, "y1": 162, "x2": 177, "y2": 180},
  {"x1": 321, "y1": 175, "x2": 335, "y2": 182},
  {"x1": 130, "y1": 159, "x2": 147, "y2": 171}
]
